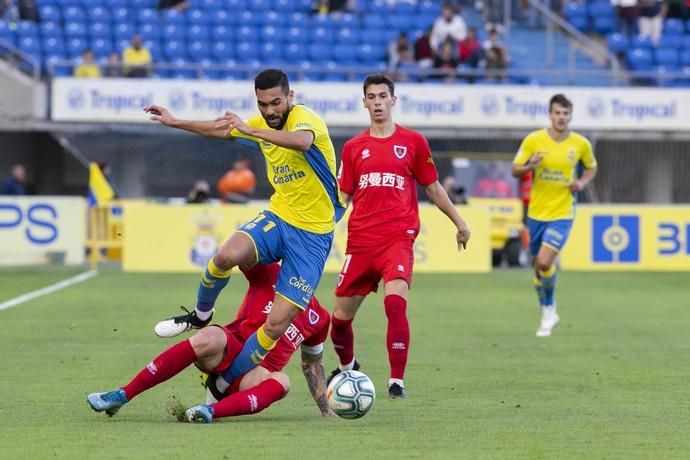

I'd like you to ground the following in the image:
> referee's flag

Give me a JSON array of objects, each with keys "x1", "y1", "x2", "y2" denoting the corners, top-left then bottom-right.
[{"x1": 88, "y1": 162, "x2": 114, "y2": 207}]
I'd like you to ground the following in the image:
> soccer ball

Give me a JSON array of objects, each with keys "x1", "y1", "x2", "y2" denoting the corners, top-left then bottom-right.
[{"x1": 327, "y1": 370, "x2": 376, "y2": 419}]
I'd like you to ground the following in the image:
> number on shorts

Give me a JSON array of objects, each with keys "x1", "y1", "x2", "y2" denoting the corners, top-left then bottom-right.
[{"x1": 341, "y1": 254, "x2": 353, "y2": 274}]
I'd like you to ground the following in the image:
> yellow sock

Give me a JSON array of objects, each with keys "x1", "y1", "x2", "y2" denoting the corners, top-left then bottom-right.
[
  {"x1": 539, "y1": 265, "x2": 556, "y2": 278},
  {"x1": 207, "y1": 259, "x2": 231, "y2": 278},
  {"x1": 257, "y1": 326, "x2": 277, "y2": 351}
]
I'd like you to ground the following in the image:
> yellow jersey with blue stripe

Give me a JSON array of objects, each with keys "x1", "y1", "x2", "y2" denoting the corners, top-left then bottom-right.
[
  {"x1": 514, "y1": 129, "x2": 597, "y2": 221},
  {"x1": 231, "y1": 104, "x2": 345, "y2": 234}
]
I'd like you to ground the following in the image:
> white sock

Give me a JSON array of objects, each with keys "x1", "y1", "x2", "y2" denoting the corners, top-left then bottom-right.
[
  {"x1": 339, "y1": 358, "x2": 356, "y2": 371},
  {"x1": 388, "y1": 378, "x2": 404, "y2": 388},
  {"x1": 215, "y1": 375, "x2": 230, "y2": 393},
  {"x1": 195, "y1": 309, "x2": 212, "y2": 321}
]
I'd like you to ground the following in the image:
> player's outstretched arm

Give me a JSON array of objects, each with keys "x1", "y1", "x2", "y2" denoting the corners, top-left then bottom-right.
[
  {"x1": 300, "y1": 350, "x2": 335, "y2": 417},
  {"x1": 512, "y1": 153, "x2": 543, "y2": 178},
  {"x1": 425, "y1": 180, "x2": 471, "y2": 251},
  {"x1": 144, "y1": 104, "x2": 228, "y2": 139},
  {"x1": 215, "y1": 111, "x2": 314, "y2": 151}
]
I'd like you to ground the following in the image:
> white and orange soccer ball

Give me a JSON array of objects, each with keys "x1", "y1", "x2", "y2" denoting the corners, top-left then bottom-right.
[{"x1": 326, "y1": 370, "x2": 376, "y2": 419}]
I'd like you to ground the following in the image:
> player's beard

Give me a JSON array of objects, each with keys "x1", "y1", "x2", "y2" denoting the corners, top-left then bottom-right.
[{"x1": 264, "y1": 108, "x2": 289, "y2": 130}]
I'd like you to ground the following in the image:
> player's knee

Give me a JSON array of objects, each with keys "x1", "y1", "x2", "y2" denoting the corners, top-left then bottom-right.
[
  {"x1": 189, "y1": 328, "x2": 224, "y2": 358},
  {"x1": 212, "y1": 252, "x2": 236, "y2": 271},
  {"x1": 535, "y1": 259, "x2": 552, "y2": 273},
  {"x1": 270, "y1": 372, "x2": 290, "y2": 394},
  {"x1": 263, "y1": 316, "x2": 290, "y2": 340}
]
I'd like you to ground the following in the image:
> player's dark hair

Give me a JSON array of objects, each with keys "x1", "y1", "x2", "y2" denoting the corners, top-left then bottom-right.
[
  {"x1": 362, "y1": 74, "x2": 395, "y2": 97},
  {"x1": 255, "y1": 69, "x2": 290, "y2": 94},
  {"x1": 549, "y1": 94, "x2": 572, "y2": 112}
]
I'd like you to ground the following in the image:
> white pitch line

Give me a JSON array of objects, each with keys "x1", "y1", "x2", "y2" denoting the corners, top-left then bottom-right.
[{"x1": 0, "y1": 270, "x2": 97, "y2": 311}]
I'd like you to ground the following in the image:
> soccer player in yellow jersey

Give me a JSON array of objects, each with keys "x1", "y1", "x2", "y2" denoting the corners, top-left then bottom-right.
[
  {"x1": 144, "y1": 69, "x2": 345, "y2": 395},
  {"x1": 512, "y1": 94, "x2": 598, "y2": 337}
]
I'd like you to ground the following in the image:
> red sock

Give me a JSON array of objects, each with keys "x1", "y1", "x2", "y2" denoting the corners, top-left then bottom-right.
[
  {"x1": 384, "y1": 294, "x2": 410, "y2": 380},
  {"x1": 331, "y1": 316, "x2": 355, "y2": 366},
  {"x1": 121, "y1": 340, "x2": 196, "y2": 400},
  {"x1": 211, "y1": 378, "x2": 286, "y2": 418}
]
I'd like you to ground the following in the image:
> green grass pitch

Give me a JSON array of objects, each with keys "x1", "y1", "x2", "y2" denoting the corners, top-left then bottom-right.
[{"x1": 1, "y1": 268, "x2": 688, "y2": 459}]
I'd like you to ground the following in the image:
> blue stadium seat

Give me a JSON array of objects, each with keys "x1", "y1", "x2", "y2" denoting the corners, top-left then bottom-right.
[
  {"x1": 211, "y1": 25, "x2": 233, "y2": 42},
  {"x1": 0, "y1": 20, "x2": 15, "y2": 42},
  {"x1": 260, "y1": 42, "x2": 283, "y2": 61},
  {"x1": 260, "y1": 25, "x2": 279, "y2": 43},
  {"x1": 39, "y1": 5, "x2": 61, "y2": 22},
  {"x1": 162, "y1": 9, "x2": 186, "y2": 25},
  {"x1": 239, "y1": 11, "x2": 261, "y2": 26},
  {"x1": 308, "y1": 43, "x2": 332, "y2": 63},
  {"x1": 260, "y1": 11, "x2": 285, "y2": 27},
  {"x1": 170, "y1": 58, "x2": 197, "y2": 79},
  {"x1": 387, "y1": 14, "x2": 414, "y2": 31},
  {"x1": 322, "y1": 71, "x2": 348, "y2": 82},
  {"x1": 64, "y1": 22, "x2": 88, "y2": 39},
  {"x1": 188, "y1": 9, "x2": 211, "y2": 26},
  {"x1": 39, "y1": 22, "x2": 63, "y2": 39},
  {"x1": 274, "y1": 0, "x2": 298, "y2": 11},
  {"x1": 338, "y1": 13, "x2": 360, "y2": 29},
  {"x1": 333, "y1": 44, "x2": 358, "y2": 64},
  {"x1": 311, "y1": 14, "x2": 335, "y2": 28},
  {"x1": 198, "y1": 58, "x2": 221, "y2": 79},
  {"x1": 112, "y1": 8, "x2": 130, "y2": 23},
  {"x1": 588, "y1": 1, "x2": 615, "y2": 19},
  {"x1": 139, "y1": 23, "x2": 161, "y2": 41},
  {"x1": 311, "y1": 27, "x2": 334, "y2": 44},
  {"x1": 130, "y1": 0, "x2": 158, "y2": 8},
  {"x1": 42, "y1": 37, "x2": 64, "y2": 55},
  {"x1": 164, "y1": 40, "x2": 186, "y2": 60},
  {"x1": 87, "y1": 6, "x2": 111, "y2": 22},
  {"x1": 187, "y1": 40, "x2": 211, "y2": 61},
  {"x1": 137, "y1": 9, "x2": 158, "y2": 25},
  {"x1": 655, "y1": 49, "x2": 679, "y2": 69},
  {"x1": 606, "y1": 33, "x2": 629, "y2": 54},
  {"x1": 364, "y1": 29, "x2": 389, "y2": 45},
  {"x1": 187, "y1": 25, "x2": 209, "y2": 41},
  {"x1": 659, "y1": 34, "x2": 682, "y2": 49},
  {"x1": 564, "y1": 2, "x2": 587, "y2": 21},
  {"x1": 286, "y1": 26, "x2": 307, "y2": 43},
  {"x1": 109, "y1": 0, "x2": 129, "y2": 7},
  {"x1": 631, "y1": 34, "x2": 654, "y2": 49},
  {"x1": 66, "y1": 37, "x2": 88, "y2": 58},
  {"x1": 285, "y1": 42, "x2": 306, "y2": 59},
  {"x1": 114, "y1": 23, "x2": 135, "y2": 40},
  {"x1": 357, "y1": 43, "x2": 385, "y2": 63},
  {"x1": 91, "y1": 38, "x2": 113, "y2": 58},
  {"x1": 235, "y1": 41, "x2": 260, "y2": 62},
  {"x1": 363, "y1": 14, "x2": 386, "y2": 29},
  {"x1": 290, "y1": 12, "x2": 307, "y2": 25},
  {"x1": 681, "y1": 50, "x2": 690, "y2": 66},
  {"x1": 417, "y1": 0, "x2": 440, "y2": 16},
  {"x1": 211, "y1": 41, "x2": 234, "y2": 60},
  {"x1": 568, "y1": 15, "x2": 589, "y2": 32},
  {"x1": 336, "y1": 28, "x2": 358, "y2": 45},
  {"x1": 248, "y1": 0, "x2": 271, "y2": 11},
  {"x1": 163, "y1": 24, "x2": 186, "y2": 40},
  {"x1": 593, "y1": 16, "x2": 617, "y2": 34},
  {"x1": 626, "y1": 48, "x2": 653, "y2": 70},
  {"x1": 17, "y1": 21, "x2": 39, "y2": 38},
  {"x1": 236, "y1": 25, "x2": 258, "y2": 42},
  {"x1": 211, "y1": 10, "x2": 233, "y2": 25},
  {"x1": 394, "y1": 2, "x2": 416, "y2": 15},
  {"x1": 364, "y1": 0, "x2": 388, "y2": 12},
  {"x1": 45, "y1": 54, "x2": 71, "y2": 76},
  {"x1": 63, "y1": 6, "x2": 86, "y2": 22},
  {"x1": 221, "y1": 0, "x2": 244, "y2": 9},
  {"x1": 664, "y1": 18, "x2": 684, "y2": 36},
  {"x1": 88, "y1": 22, "x2": 112, "y2": 40}
]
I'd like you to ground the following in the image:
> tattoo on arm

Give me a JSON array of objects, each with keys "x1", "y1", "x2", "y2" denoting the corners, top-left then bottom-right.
[{"x1": 301, "y1": 350, "x2": 330, "y2": 415}]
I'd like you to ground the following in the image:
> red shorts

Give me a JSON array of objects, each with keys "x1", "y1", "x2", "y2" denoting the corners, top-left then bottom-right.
[{"x1": 335, "y1": 238, "x2": 414, "y2": 297}]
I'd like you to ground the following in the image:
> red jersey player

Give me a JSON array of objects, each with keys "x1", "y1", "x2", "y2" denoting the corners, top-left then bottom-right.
[
  {"x1": 330, "y1": 74, "x2": 471, "y2": 399},
  {"x1": 87, "y1": 263, "x2": 333, "y2": 423}
]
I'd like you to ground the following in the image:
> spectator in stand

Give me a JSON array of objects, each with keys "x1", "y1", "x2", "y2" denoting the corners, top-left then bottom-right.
[
  {"x1": 217, "y1": 158, "x2": 256, "y2": 204},
  {"x1": 638, "y1": 0, "x2": 667, "y2": 44},
  {"x1": 483, "y1": 28, "x2": 508, "y2": 81},
  {"x1": 472, "y1": 161, "x2": 515, "y2": 198},
  {"x1": 611, "y1": 0, "x2": 639, "y2": 36},
  {"x1": 122, "y1": 35, "x2": 152, "y2": 78},
  {"x1": 387, "y1": 32, "x2": 410, "y2": 71},
  {"x1": 414, "y1": 27, "x2": 435, "y2": 69},
  {"x1": 483, "y1": 0, "x2": 505, "y2": 32},
  {"x1": 17, "y1": 0, "x2": 39, "y2": 22},
  {"x1": 103, "y1": 52, "x2": 123, "y2": 78},
  {"x1": 432, "y1": 39, "x2": 460, "y2": 82},
  {"x1": 391, "y1": 45, "x2": 419, "y2": 81},
  {"x1": 311, "y1": 0, "x2": 354, "y2": 14},
  {"x1": 459, "y1": 26, "x2": 484, "y2": 69},
  {"x1": 442, "y1": 176, "x2": 468, "y2": 205},
  {"x1": 0, "y1": 164, "x2": 27, "y2": 195},
  {"x1": 430, "y1": 3, "x2": 467, "y2": 52},
  {"x1": 666, "y1": 0, "x2": 688, "y2": 24},
  {"x1": 0, "y1": 0, "x2": 18, "y2": 21},
  {"x1": 187, "y1": 180, "x2": 211, "y2": 204},
  {"x1": 74, "y1": 49, "x2": 101, "y2": 78},
  {"x1": 157, "y1": 0, "x2": 189, "y2": 11}
]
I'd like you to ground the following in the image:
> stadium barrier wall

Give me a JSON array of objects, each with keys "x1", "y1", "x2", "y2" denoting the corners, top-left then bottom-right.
[
  {"x1": 121, "y1": 203, "x2": 491, "y2": 273},
  {"x1": 0, "y1": 196, "x2": 85, "y2": 266},
  {"x1": 561, "y1": 205, "x2": 690, "y2": 271},
  {"x1": 51, "y1": 78, "x2": 689, "y2": 131}
]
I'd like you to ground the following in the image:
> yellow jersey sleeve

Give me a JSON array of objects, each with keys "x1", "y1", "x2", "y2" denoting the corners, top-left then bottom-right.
[
  {"x1": 579, "y1": 136, "x2": 597, "y2": 169},
  {"x1": 229, "y1": 115, "x2": 264, "y2": 145},
  {"x1": 513, "y1": 131, "x2": 539, "y2": 165}
]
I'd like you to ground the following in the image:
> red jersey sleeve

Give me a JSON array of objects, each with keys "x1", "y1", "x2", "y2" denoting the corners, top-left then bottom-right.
[
  {"x1": 413, "y1": 133, "x2": 438, "y2": 186},
  {"x1": 337, "y1": 141, "x2": 356, "y2": 195}
]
